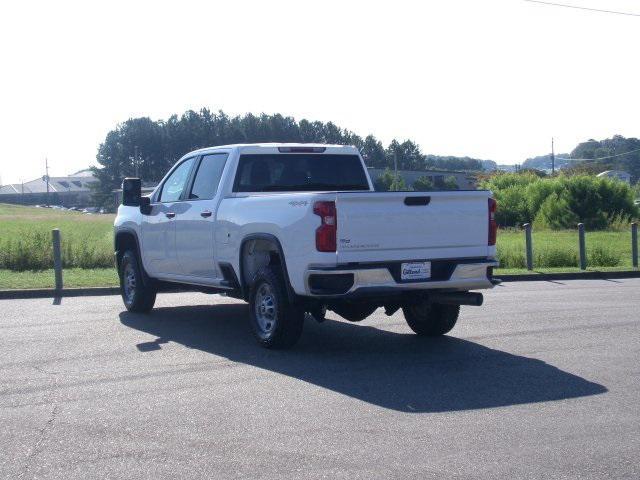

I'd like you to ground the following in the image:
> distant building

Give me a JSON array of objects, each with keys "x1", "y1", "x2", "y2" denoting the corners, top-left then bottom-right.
[
  {"x1": 596, "y1": 170, "x2": 631, "y2": 184},
  {"x1": 496, "y1": 164, "x2": 518, "y2": 173},
  {"x1": 0, "y1": 169, "x2": 97, "y2": 206},
  {"x1": 367, "y1": 168, "x2": 477, "y2": 190}
]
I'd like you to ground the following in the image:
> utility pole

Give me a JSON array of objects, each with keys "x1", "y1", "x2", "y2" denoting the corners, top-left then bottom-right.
[
  {"x1": 393, "y1": 151, "x2": 398, "y2": 189},
  {"x1": 551, "y1": 137, "x2": 555, "y2": 175},
  {"x1": 134, "y1": 146, "x2": 139, "y2": 178},
  {"x1": 44, "y1": 157, "x2": 50, "y2": 207}
]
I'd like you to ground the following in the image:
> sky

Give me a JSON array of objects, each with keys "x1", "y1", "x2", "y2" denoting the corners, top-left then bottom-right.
[{"x1": 0, "y1": 0, "x2": 639, "y2": 184}]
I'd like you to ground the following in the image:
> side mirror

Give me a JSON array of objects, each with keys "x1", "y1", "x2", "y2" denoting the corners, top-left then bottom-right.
[
  {"x1": 122, "y1": 178, "x2": 141, "y2": 206},
  {"x1": 140, "y1": 196, "x2": 152, "y2": 215}
]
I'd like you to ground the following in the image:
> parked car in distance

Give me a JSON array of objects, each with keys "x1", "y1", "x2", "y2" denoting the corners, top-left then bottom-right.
[{"x1": 114, "y1": 144, "x2": 499, "y2": 348}]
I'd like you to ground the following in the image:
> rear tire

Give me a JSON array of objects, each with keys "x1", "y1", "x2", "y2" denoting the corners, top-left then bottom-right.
[
  {"x1": 249, "y1": 266, "x2": 304, "y2": 349},
  {"x1": 119, "y1": 250, "x2": 156, "y2": 313},
  {"x1": 402, "y1": 301, "x2": 459, "y2": 336}
]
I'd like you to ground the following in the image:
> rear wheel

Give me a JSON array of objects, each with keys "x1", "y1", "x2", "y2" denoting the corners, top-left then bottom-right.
[
  {"x1": 119, "y1": 250, "x2": 156, "y2": 313},
  {"x1": 249, "y1": 266, "x2": 304, "y2": 349},
  {"x1": 402, "y1": 301, "x2": 459, "y2": 336}
]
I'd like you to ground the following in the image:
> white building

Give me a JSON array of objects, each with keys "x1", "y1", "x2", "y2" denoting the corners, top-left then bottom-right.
[
  {"x1": 0, "y1": 169, "x2": 97, "y2": 206},
  {"x1": 596, "y1": 170, "x2": 631, "y2": 184}
]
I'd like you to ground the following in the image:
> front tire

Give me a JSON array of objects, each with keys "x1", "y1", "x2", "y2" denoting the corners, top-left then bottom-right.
[
  {"x1": 249, "y1": 266, "x2": 304, "y2": 349},
  {"x1": 119, "y1": 250, "x2": 156, "y2": 313},
  {"x1": 402, "y1": 301, "x2": 460, "y2": 336}
]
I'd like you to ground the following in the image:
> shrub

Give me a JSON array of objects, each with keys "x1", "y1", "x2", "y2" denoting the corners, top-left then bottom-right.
[
  {"x1": 443, "y1": 176, "x2": 459, "y2": 190},
  {"x1": 588, "y1": 246, "x2": 620, "y2": 267},
  {"x1": 493, "y1": 186, "x2": 530, "y2": 227},
  {"x1": 536, "y1": 246, "x2": 578, "y2": 268},
  {"x1": 413, "y1": 176, "x2": 434, "y2": 191},
  {"x1": 608, "y1": 213, "x2": 633, "y2": 232},
  {"x1": 496, "y1": 244, "x2": 526, "y2": 269},
  {"x1": 480, "y1": 173, "x2": 639, "y2": 230},
  {"x1": 533, "y1": 193, "x2": 579, "y2": 230},
  {"x1": 374, "y1": 169, "x2": 410, "y2": 191}
]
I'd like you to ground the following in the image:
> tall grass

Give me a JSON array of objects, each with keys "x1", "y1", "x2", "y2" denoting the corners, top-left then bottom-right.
[
  {"x1": 0, "y1": 203, "x2": 637, "y2": 272},
  {"x1": 497, "y1": 227, "x2": 634, "y2": 269},
  {"x1": 0, "y1": 204, "x2": 114, "y2": 271}
]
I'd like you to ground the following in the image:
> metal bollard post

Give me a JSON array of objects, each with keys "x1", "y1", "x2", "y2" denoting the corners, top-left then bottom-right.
[
  {"x1": 524, "y1": 223, "x2": 533, "y2": 271},
  {"x1": 52, "y1": 229, "x2": 63, "y2": 291},
  {"x1": 632, "y1": 223, "x2": 638, "y2": 270},
  {"x1": 578, "y1": 223, "x2": 587, "y2": 270}
]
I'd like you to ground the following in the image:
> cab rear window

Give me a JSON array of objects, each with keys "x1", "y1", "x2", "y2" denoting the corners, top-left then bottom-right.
[{"x1": 233, "y1": 154, "x2": 369, "y2": 192}]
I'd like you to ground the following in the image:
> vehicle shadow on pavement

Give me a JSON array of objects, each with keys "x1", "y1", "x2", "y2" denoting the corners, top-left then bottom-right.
[{"x1": 120, "y1": 304, "x2": 607, "y2": 413}]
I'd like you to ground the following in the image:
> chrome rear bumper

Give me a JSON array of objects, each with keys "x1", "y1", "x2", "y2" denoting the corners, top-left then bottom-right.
[{"x1": 304, "y1": 260, "x2": 499, "y2": 297}]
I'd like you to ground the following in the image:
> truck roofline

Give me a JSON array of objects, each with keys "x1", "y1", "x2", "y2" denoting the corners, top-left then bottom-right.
[{"x1": 182, "y1": 143, "x2": 359, "y2": 158}]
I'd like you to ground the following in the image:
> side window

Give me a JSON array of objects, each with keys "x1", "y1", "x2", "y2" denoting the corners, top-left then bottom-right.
[
  {"x1": 159, "y1": 157, "x2": 196, "y2": 203},
  {"x1": 189, "y1": 153, "x2": 229, "y2": 200}
]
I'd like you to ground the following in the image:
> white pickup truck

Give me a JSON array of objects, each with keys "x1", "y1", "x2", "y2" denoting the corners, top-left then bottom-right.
[{"x1": 115, "y1": 143, "x2": 498, "y2": 348}]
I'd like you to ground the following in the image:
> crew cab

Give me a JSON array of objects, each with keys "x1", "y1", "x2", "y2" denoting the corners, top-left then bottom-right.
[{"x1": 114, "y1": 143, "x2": 498, "y2": 348}]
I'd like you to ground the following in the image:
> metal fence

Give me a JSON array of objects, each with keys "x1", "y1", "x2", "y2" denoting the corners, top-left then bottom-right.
[{"x1": 522, "y1": 222, "x2": 638, "y2": 271}]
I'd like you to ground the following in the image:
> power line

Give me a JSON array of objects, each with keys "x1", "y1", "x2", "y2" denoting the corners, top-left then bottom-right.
[
  {"x1": 556, "y1": 147, "x2": 640, "y2": 162},
  {"x1": 524, "y1": 0, "x2": 640, "y2": 17},
  {"x1": 589, "y1": 147, "x2": 640, "y2": 161}
]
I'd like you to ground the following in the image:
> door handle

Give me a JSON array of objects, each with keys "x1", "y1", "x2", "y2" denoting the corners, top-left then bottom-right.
[
  {"x1": 165, "y1": 212, "x2": 176, "y2": 219},
  {"x1": 404, "y1": 196, "x2": 431, "y2": 206},
  {"x1": 200, "y1": 210, "x2": 212, "y2": 218}
]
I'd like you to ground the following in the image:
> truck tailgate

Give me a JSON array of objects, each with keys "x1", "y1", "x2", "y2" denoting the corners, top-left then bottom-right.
[{"x1": 335, "y1": 191, "x2": 490, "y2": 263}]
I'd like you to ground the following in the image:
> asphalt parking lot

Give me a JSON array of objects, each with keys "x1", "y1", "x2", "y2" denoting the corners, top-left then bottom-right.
[{"x1": 1, "y1": 279, "x2": 639, "y2": 479}]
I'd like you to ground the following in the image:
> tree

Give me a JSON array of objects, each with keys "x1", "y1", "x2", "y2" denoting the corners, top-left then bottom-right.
[
  {"x1": 374, "y1": 169, "x2": 409, "y2": 191},
  {"x1": 93, "y1": 109, "x2": 490, "y2": 206},
  {"x1": 374, "y1": 169, "x2": 395, "y2": 191},
  {"x1": 443, "y1": 176, "x2": 459, "y2": 190},
  {"x1": 385, "y1": 139, "x2": 424, "y2": 170},
  {"x1": 361, "y1": 135, "x2": 386, "y2": 168},
  {"x1": 424, "y1": 155, "x2": 483, "y2": 171},
  {"x1": 413, "y1": 176, "x2": 434, "y2": 191},
  {"x1": 390, "y1": 175, "x2": 409, "y2": 191},
  {"x1": 570, "y1": 135, "x2": 640, "y2": 182}
]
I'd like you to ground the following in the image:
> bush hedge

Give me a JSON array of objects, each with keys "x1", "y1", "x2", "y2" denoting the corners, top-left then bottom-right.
[{"x1": 479, "y1": 173, "x2": 638, "y2": 230}]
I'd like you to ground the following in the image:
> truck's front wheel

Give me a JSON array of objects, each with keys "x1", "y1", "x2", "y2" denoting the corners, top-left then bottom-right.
[
  {"x1": 119, "y1": 250, "x2": 156, "y2": 313},
  {"x1": 402, "y1": 301, "x2": 459, "y2": 336},
  {"x1": 249, "y1": 267, "x2": 304, "y2": 349}
]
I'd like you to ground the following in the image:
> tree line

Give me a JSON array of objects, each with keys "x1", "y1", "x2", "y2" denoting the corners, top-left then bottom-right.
[
  {"x1": 91, "y1": 109, "x2": 487, "y2": 204},
  {"x1": 523, "y1": 135, "x2": 640, "y2": 183}
]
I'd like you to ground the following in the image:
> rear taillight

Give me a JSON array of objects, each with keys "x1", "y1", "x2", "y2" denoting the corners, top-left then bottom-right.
[
  {"x1": 488, "y1": 197, "x2": 497, "y2": 246},
  {"x1": 313, "y1": 201, "x2": 337, "y2": 252}
]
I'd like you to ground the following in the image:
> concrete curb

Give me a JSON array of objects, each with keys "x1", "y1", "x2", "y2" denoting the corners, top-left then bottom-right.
[
  {"x1": 498, "y1": 270, "x2": 640, "y2": 282},
  {"x1": 0, "y1": 287, "x2": 120, "y2": 300},
  {"x1": 1, "y1": 270, "x2": 639, "y2": 299}
]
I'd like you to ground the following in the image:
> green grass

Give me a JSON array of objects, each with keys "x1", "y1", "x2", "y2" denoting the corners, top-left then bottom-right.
[
  {"x1": 0, "y1": 268, "x2": 118, "y2": 289},
  {"x1": 495, "y1": 266, "x2": 637, "y2": 275},
  {"x1": 0, "y1": 204, "x2": 114, "y2": 270},
  {"x1": 496, "y1": 228, "x2": 637, "y2": 269},
  {"x1": 0, "y1": 203, "x2": 638, "y2": 289}
]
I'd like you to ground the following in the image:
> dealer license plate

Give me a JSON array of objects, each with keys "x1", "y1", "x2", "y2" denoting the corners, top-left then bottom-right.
[{"x1": 400, "y1": 262, "x2": 431, "y2": 281}]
